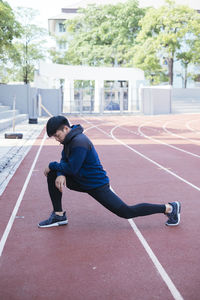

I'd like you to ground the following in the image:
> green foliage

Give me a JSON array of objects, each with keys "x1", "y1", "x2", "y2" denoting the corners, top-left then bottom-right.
[
  {"x1": 0, "y1": 0, "x2": 21, "y2": 81},
  {"x1": 132, "y1": 0, "x2": 200, "y2": 85},
  {"x1": 1, "y1": 6, "x2": 48, "y2": 83},
  {"x1": 0, "y1": 0, "x2": 21, "y2": 56},
  {"x1": 192, "y1": 73, "x2": 200, "y2": 82},
  {"x1": 50, "y1": 0, "x2": 146, "y2": 67}
]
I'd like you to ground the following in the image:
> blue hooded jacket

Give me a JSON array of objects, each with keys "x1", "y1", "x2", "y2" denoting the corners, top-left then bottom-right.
[{"x1": 49, "y1": 124, "x2": 109, "y2": 190}]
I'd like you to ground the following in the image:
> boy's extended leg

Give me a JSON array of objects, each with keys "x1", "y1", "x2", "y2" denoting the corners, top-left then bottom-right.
[{"x1": 87, "y1": 184, "x2": 180, "y2": 225}]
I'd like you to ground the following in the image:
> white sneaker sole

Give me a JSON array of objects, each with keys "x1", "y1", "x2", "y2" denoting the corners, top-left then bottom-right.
[{"x1": 38, "y1": 220, "x2": 68, "y2": 228}]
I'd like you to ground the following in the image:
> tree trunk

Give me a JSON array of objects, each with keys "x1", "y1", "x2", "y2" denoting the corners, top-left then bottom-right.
[
  {"x1": 24, "y1": 41, "x2": 28, "y2": 84},
  {"x1": 184, "y1": 64, "x2": 188, "y2": 88},
  {"x1": 168, "y1": 57, "x2": 174, "y2": 85}
]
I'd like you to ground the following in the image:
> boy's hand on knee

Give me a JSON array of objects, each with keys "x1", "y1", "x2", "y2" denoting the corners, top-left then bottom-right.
[{"x1": 55, "y1": 175, "x2": 66, "y2": 193}]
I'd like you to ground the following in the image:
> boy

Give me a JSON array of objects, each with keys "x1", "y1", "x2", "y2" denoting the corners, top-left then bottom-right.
[{"x1": 38, "y1": 116, "x2": 181, "y2": 228}]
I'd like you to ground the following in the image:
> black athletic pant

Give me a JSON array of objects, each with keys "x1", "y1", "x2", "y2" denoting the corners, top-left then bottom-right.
[{"x1": 47, "y1": 171, "x2": 166, "y2": 219}]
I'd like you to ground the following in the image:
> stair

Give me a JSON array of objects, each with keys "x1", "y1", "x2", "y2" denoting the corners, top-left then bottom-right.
[
  {"x1": 0, "y1": 103, "x2": 27, "y2": 131},
  {"x1": 171, "y1": 98, "x2": 200, "y2": 114}
]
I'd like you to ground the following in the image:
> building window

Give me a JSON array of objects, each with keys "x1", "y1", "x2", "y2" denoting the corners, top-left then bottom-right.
[{"x1": 59, "y1": 23, "x2": 66, "y2": 32}]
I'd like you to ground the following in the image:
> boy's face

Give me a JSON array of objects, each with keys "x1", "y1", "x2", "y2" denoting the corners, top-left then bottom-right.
[{"x1": 53, "y1": 126, "x2": 71, "y2": 143}]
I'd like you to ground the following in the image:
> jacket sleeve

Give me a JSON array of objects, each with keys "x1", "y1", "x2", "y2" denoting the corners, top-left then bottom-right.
[
  {"x1": 56, "y1": 150, "x2": 66, "y2": 177},
  {"x1": 49, "y1": 146, "x2": 87, "y2": 176}
]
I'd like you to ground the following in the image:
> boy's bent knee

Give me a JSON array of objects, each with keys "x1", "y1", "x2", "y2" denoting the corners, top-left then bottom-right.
[{"x1": 47, "y1": 170, "x2": 57, "y2": 182}]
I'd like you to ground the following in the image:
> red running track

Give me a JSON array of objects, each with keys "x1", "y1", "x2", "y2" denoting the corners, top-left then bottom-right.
[{"x1": 0, "y1": 114, "x2": 200, "y2": 300}]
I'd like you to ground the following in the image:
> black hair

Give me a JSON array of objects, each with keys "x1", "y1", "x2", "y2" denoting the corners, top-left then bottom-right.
[{"x1": 46, "y1": 116, "x2": 70, "y2": 137}]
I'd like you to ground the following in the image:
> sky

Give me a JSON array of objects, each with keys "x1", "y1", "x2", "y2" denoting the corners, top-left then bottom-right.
[{"x1": 7, "y1": 0, "x2": 200, "y2": 30}]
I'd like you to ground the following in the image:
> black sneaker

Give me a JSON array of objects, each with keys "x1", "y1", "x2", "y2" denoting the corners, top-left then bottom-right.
[
  {"x1": 38, "y1": 211, "x2": 68, "y2": 228},
  {"x1": 165, "y1": 201, "x2": 181, "y2": 226}
]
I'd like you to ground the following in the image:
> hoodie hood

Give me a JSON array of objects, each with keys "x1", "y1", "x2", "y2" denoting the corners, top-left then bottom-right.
[{"x1": 62, "y1": 124, "x2": 84, "y2": 145}]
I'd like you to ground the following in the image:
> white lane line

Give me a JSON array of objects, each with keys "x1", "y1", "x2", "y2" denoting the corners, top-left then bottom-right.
[
  {"x1": 86, "y1": 117, "x2": 200, "y2": 160},
  {"x1": 137, "y1": 121, "x2": 200, "y2": 159},
  {"x1": 110, "y1": 124, "x2": 200, "y2": 192},
  {"x1": 128, "y1": 218, "x2": 183, "y2": 300},
  {"x1": 0, "y1": 132, "x2": 47, "y2": 257},
  {"x1": 81, "y1": 118, "x2": 184, "y2": 300},
  {"x1": 186, "y1": 119, "x2": 200, "y2": 134},
  {"x1": 84, "y1": 125, "x2": 104, "y2": 133},
  {"x1": 110, "y1": 189, "x2": 184, "y2": 300},
  {"x1": 163, "y1": 120, "x2": 200, "y2": 145}
]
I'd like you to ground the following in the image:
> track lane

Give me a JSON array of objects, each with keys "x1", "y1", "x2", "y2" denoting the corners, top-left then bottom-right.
[
  {"x1": 163, "y1": 118, "x2": 200, "y2": 145},
  {"x1": 138, "y1": 121, "x2": 200, "y2": 158},
  {"x1": 0, "y1": 115, "x2": 200, "y2": 299},
  {"x1": 0, "y1": 116, "x2": 182, "y2": 300},
  {"x1": 111, "y1": 120, "x2": 200, "y2": 188},
  {"x1": 186, "y1": 118, "x2": 200, "y2": 133}
]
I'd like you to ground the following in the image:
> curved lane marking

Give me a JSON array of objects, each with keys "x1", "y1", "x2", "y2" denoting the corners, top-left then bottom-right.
[
  {"x1": 163, "y1": 120, "x2": 200, "y2": 145},
  {"x1": 137, "y1": 121, "x2": 200, "y2": 159},
  {"x1": 186, "y1": 118, "x2": 200, "y2": 134}
]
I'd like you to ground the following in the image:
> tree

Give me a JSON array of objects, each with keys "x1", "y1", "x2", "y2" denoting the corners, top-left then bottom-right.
[
  {"x1": 6, "y1": 7, "x2": 48, "y2": 83},
  {"x1": 0, "y1": 0, "x2": 21, "y2": 56},
  {"x1": 132, "y1": 0, "x2": 200, "y2": 86},
  {"x1": 184, "y1": 27, "x2": 200, "y2": 87},
  {"x1": 50, "y1": 0, "x2": 146, "y2": 67},
  {"x1": 176, "y1": 51, "x2": 193, "y2": 88},
  {"x1": 0, "y1": 0, "x2": 21, "y2": 81}
]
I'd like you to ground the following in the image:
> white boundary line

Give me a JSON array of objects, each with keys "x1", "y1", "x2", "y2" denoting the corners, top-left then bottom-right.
[
  {"x1": 127, "y1": 218, "x2": 183, "y2": 300},
  {"x1": 109, "y1": 188, "x2": 183, "y2": 300},
  {"x1": 186, "y1": 119, "x2": 200, "y2": 134},
  {"x1": 81, "y1": 117, "x2": 184, "y2": 300},
  {"x1": 163, "y1": 120, "x2": 200, "y2": 145},
  {"x1": 0, "y1": 132, "x2": 47, "y2": 257},
  {"x1": 137, "y1": 121, "x2": 200, "y2": 159},
  {"x1": 109, "y1": 117, "x2": 200, "y2": 159},
  {"x1": 111, "y1": 124, "x2": 200, "y2": 192}
]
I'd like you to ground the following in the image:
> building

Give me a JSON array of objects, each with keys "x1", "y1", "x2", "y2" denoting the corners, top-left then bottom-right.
[
  {"x1": 45, "y1": 2, "x2": 146, "y2": 114},
  {"x1": 48, "y1": 0, "x2": 128, "y2": 52},
  {"x1": 48, "y1": 8, "x2": 78, "y2": 52},
  {"x1": 35, "y1": 62, "x2": 145, "y2": 114}
]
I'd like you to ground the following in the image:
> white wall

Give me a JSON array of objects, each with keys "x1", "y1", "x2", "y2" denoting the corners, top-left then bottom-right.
[{"x1": 37, "y1": 62, "x2": 145, "y2": 81}]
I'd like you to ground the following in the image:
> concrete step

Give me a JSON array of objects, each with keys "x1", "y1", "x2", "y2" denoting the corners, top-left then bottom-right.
[
  {"x1": 172, "y1": 103, "x2": 200, "y2": 107},
  {"x1": 172, "y1": 99, "x2": 200, "y2": 113},
  {"x1": 172, "y1": 105, "x2": 200, "y2": 110},
  {"x1": 172, "y1": 109, "x2": 200, "y2": 114},
  {"x1": 0, "y1": 109, "x2": 19, "y2": 119},
  {"x1": 0, "y1": 114, "x2": 28, "y2": 131},
  {"x1": 172, "y1": 100, "x2": 200, "y2": 104},
  {"x1": 0, "y1": 105, "x2": 11, "y2": 112},
  {"x1": 172, "y1": 108, "x2": 200, "y2": 113}
]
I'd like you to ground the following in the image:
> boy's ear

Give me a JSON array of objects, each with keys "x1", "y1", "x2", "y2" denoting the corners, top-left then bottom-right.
[{"x1": 64, "y1": 125, "x2": 70, "y2": 132}]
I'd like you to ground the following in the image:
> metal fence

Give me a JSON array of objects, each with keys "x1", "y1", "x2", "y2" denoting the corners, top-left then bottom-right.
[
  {"x1": 64, "y1": 86, "x2": 200, "y2": 115},
  {"x1": 72, "y1": 87, "x2": 95, "y2": 113},
  {"x1": 103, "y1": 88, "x2": 128, "y2": 112},
  {"x1": 66, "y1": 87, "x2": 130, "y2": 114}
]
